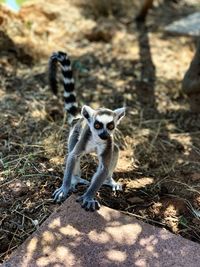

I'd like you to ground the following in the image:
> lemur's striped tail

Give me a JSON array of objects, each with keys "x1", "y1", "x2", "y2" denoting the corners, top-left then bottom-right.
[{"x1": 49, "y1": 51, "x2": 78, "y2": 121}]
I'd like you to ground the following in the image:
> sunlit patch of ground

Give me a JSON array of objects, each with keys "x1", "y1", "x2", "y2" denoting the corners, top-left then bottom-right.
[{"x1": 0, "y1": 0, "x2": 200, "y2": 263}]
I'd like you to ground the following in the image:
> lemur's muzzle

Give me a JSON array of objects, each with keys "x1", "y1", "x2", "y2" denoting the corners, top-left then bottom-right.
[{"x1": 99, "y1": 131, "x2": 110, "y2": 140}]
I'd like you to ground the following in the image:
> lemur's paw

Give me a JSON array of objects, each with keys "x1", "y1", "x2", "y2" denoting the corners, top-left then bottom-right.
[
  {"x1": 52, "y1": 185, "x2": 72, "y2": 203},
  {"x1": 103, "y1": 177, "x2": 122, "y2": 191},
  {"x1": 71, "y1": 176, "x2": 89, "y2": 189},
  {"x1": 76, "y1": 195, "x2": 100, "y2": 211}
]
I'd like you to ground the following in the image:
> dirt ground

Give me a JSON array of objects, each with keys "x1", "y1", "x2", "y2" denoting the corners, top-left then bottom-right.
[{"x1": 1, "y1": 0, "x2": 200, "y2": 263}]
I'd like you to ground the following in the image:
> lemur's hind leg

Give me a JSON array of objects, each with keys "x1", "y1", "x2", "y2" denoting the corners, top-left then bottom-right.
[
  {"x1": 71, "y1": 157, "x2": 89, "y2": 191},
  {"x1": 103, "y1": 144, "x2": 122, "y2": 191}
]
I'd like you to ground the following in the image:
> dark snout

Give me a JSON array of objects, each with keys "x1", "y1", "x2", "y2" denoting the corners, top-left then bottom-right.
[{"x1": 99, "y1": 131, "x2": 110, "y2": 140}]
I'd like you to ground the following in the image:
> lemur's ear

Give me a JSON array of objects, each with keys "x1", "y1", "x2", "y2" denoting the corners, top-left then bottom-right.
[
  {"x1": 81, "y1": 105, "x2": 95, "y2": 120},
  {"x1": 114, "y1": 107, "x2": 126, "y2": 122}
]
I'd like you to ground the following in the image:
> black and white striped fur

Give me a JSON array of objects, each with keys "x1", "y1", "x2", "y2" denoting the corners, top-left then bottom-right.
[
  {"x1": 49, "y1": 51, "x2": 78, "y2": 123},
  {"x1": 49, "y1": 51, "x2": 126, "y2": 211}
]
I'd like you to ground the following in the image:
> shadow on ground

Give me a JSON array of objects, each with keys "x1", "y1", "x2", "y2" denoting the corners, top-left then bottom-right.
[{"x1": 1, "y1": 0, "x2": 200, "y2": 263}]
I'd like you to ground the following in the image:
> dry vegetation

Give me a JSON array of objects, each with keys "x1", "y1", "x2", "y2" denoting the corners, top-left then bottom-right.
[{"x1": 0, "y1": 0, "x2": 200, "y2": 263}]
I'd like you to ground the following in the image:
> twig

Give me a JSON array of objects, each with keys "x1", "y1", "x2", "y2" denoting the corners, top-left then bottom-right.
[
  {"x1": 121, "y1": 210, "x2": 166, "y2": 227},
  {"x1": 166, "y1": 180, "x2": 200, "y2": 195},
  {"x1": 0, "y1": 178, "x2": 16, "y2": 188}
]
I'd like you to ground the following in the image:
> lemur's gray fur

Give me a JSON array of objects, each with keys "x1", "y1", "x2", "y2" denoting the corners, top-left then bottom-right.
[{"x1": 49, "y1": 51, "x2": 125, "y2": 211}]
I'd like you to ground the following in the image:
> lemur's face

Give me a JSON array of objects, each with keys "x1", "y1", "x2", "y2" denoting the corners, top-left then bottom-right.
[
  {"x1": 81, "y1": 106, "x2": 125, "y2": 141},
  {"x1": 93, "y1": 113, "x2": 116, "y2": 140}
]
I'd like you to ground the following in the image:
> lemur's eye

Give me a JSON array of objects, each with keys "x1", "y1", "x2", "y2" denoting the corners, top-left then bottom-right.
[
  {"x1": 94, "y1": 123, "x2": 100, "y2": 129},
  {"x1": 107, "y1": 122, "x2": 115, "y2": 130},
  {"x1": 94, "y1": 121, "x2": 103, "y2": 129}
]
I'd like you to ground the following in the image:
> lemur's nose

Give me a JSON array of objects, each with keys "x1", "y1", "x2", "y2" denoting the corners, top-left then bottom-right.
[{"x1": 99, "y1": 131, "x2": 110, "y2": 140}]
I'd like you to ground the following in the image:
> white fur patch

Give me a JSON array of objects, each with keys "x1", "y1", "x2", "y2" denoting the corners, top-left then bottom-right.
[
  {"x1": 61, "y1": 65, "x2": 71, "y2": 71},
  {"x1": 85, "y1": 138, "x2": 96, "y2": 154},
  {"x1": 85, "y1": 135, "x2": 106, "y2": 154},
  {"x1": 63, "y1": 78, "x2": 74, "y2": 84},
  {"x1": 96, "y1": 114, "x2": 113, "y2": 124},
  {"x1": 58, "y1": 54, "x2": 66, "y2": 61},
  {"x1": 64, "y1": 102, "x2": 78, "y2": 110},
  {"x1": 64, "y1": 91, "x2": 76, "y2": 97}
]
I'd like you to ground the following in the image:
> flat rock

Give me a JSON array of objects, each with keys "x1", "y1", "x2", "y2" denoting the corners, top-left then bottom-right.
[
  {"x1": 165, "y1": 12, "x2": 200, "y2": 36},
  {"x1": 2, "y1": 195, "x2": 200, "y2": 267}
]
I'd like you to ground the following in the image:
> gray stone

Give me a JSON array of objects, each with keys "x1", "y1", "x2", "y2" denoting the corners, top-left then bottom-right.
[
  {"x1": 165, "y1": 12, "x2": 200, "y2": 36},
  {"x1": 2, "y1": 195, "x2": 200, "y2": 267}
]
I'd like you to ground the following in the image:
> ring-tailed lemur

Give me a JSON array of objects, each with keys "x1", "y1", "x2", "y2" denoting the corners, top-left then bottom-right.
[{"x1": 49, "y1": 51, "x2": 125, "y2": 211}]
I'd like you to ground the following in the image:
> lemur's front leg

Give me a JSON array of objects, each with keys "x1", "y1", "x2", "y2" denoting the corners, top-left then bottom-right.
[
  {"x1": 76, "y1": 163, "x2": 109, "y2": 211},
  {"x1": 53, "y1": 152, "x2": 80, "y2": 202}
]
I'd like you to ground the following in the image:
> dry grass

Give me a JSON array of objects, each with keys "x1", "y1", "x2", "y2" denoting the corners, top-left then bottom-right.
[
  {"x1": 73, "y1": 0, "x2": 140, "y2": 18},
  {"x1": 1, "y1": 0, "x2": 200, "y2": 263}
]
